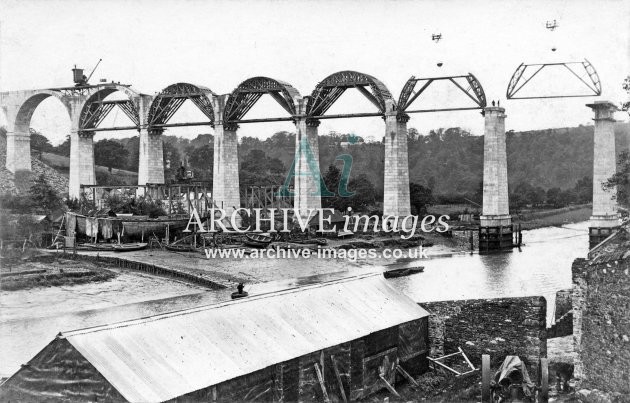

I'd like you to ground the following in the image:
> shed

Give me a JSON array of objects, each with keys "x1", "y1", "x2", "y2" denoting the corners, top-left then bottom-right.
[{"x1": 0, "y1": 273, "x2": 430, "y2": 402}]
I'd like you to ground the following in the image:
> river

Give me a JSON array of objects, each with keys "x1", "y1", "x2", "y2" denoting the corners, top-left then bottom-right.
[{"x1": 0, "y1": 222, "x2": 588, "y2": 377}]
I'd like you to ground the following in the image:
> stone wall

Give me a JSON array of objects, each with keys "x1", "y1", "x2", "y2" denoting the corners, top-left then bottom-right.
[
  {"x1": 547, "y1": 288, "x2": 573, "y2": 339},
  {"x1": 572, "y1": 255, "x2": 630, "y2": 395},
  {"x1": 555, "y1": 288, "x2": 572, "y2": 320},
  {"x1": 421, "y1": 296, "x2": 547, "y2": 379}
]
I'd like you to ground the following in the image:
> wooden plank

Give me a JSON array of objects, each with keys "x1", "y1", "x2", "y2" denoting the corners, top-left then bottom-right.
[
  {"x1": 481, "y1": 354, "x2": 491, "y2": 402},
  {"x1": 330, "y1": 355, "x2": 348, "y2": 403},
  {"x1": 426, "y1": 357, "x2": 462, "y2": 375},
  {"x1": 396, "y1": 364, "x2": 419, "y2": 387},
  {"x1": 458, "y1": 347, "x2": 476, "y2": 371},
  {"x1": 433, "y1": 351, "x2": 462, "y2": 360},
  {"x1": 540, "y1": 357, "x2": 549, "y2": 402},
  {"x1": 378, "y1": 374, "x2": 400, "y2": 398},
  {"x1": 314, "y1": 363, "x2": 331, "y2": 403}
]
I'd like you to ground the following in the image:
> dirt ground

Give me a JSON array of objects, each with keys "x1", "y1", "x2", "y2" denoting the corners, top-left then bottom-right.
[{"x1": 1, "y1": 256, "x2": 117, "y2": 291}]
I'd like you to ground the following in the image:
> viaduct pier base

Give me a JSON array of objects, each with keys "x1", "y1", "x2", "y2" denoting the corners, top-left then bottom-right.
[
  {"x1": 587, "y1": 101, "x2": 620, "y2": 248},
  {"x1": 383, "y1": 100, "x2": 411, "y2": 219},
  {"x1": 479, "y1": 106, "x2": 512, "y2": 251}
]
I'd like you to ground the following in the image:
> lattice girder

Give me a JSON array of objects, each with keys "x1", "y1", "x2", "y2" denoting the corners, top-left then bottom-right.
[
  {"x1": 306, "y1": 71, "x2": 394, "y2": 117},
  {"x1": 79, "y1": 88, "x2": 140, "y2": 131},
  {"x1": 506, "y1": 59, "x2": 602, "y2": 100},
  {"x1": 148, "y1": 83, "x2": 215, "y2": 126},
  {"x1": 223, "y1": 77, "x2": 300, "y2": 122},
  {"x1": 397, "y1": 73, "x2": 486, "y2": 112}
]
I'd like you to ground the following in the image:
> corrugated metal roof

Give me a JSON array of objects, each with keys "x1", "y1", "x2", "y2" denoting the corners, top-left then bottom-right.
[{"x1": 60, "y1": 273, "x2": 428, "y2": 402}]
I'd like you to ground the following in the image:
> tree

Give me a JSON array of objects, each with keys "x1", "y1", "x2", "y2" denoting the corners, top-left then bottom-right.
[
  {"x1": 29, "y1": 129, "x2": 54, "y2": 153},
  {"x1": 346, "y1": 174, "x2": 376, "y2": 211},
  {"x1": 94, "y1": 139, "x2": 129, "y2": 171},
  {"x1": 573, "y1": 176, "x2": 592, "y2": 204},
  {"x1": 241, "y1": 149, "x2": 285, "y2": 175},
  {"x1": 163, "y1": 141, "x2": 182, "y2": 182},
  {"x1": 409, "y1": 183, "x2": 434, "y2": 215},
  {"x1": 604, "y1": 151, "x2": 630, "y2": 209},
  {"x1": 322, "y1": 164, "x2": 342, "y2": 210},
  {"x1": 28, "y1": 174, "x2": 63, "y2": 214},
  {"x1": 622, "y1": 75, "x2": 630, "y2": 113},
  {"x1": 188, "y1": 144, "x2": 214, "y2": 181},
  {"x1": 408, "y1": 127, "x2": 420, "y2": 142},
  {"x1": 546, "y1": 187, "x2": 562, "y2": 207},
  {"x1": 125, "y1": 136, "x2": 140, "y2": 171},
  {"x1": 52, "y1": 135, "x2": 71, "y2": 156}
]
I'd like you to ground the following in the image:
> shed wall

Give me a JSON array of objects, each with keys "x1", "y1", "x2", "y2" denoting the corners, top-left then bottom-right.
[
  {"x1": 173, "y1": 318, "x2": 428, "y2": 402},
  {"x1": 0, "y1": 339, "x2": 126, "y2": 402}
]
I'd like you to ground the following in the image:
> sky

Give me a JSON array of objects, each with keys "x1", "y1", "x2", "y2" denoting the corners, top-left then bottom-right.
[{"x1": 0, "y1": 0, "x2": 628, "y2": 145}]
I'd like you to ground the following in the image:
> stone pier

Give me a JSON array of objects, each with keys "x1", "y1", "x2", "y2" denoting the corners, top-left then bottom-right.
[
  {"x1": 212, "y1": 96, "x2": 241, "y2": 216},
  {"x1": 137, "y1": 128, "x2": 165, "y2": 185},
  {"x1": 479, "y1": 106, "x2": 512, "y2": 251},
  {"x1": 587, "y1": 101, "x2": 619, "y2": 248},
  {"x1": 137, "y1": 94, "x2": 164, "y2": 196},
  {"x1": 293, "y1": 103, "x2": 323, "y2": 218},
  {"x1": 383, "y1": 100, "x2": 411, "y2": 218},
  {"x1": 5, "y1": 131, "x2": 31, "y2": 172},
  {"x1": 68, "y1": 130, "x2": 96, "y2": 199}
]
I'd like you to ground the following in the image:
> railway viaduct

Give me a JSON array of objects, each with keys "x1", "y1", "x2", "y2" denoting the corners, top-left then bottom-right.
[{"x1": 0, "y1": 66, "x2": 618, "y2": 249}]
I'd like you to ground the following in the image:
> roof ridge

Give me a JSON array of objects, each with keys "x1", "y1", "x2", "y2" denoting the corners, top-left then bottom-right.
[{"x1": 59, "y1": 272, "x2": 381, "y2": 338}]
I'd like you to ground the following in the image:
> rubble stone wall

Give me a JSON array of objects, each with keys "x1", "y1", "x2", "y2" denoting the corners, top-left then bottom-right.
[
  {"x1": 555, "y1": 288, "x2": 572, "y2": 320},
  {"x1": 572, "y1": 257, "x2": 630, "y2": 395},
  {"x1": 422, "y1": 296, "x2": 547, "y2": 379}
]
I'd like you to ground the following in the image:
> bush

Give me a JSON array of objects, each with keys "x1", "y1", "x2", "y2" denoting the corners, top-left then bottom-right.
[{"x1": 103, "y1": 194, "x2": 166, "y2": 218}]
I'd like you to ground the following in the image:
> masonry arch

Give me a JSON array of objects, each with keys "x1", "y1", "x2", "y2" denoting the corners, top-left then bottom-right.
[
  {"x1": 3, "y1": 90, "x2": 71, "y2": 173},
  {"x1": 13, "y1": 91, "x2": 71, "y2": 134}
]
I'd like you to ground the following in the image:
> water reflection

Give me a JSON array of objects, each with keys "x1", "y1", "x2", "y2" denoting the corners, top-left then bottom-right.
[{"x1": 388, "y1": 222, "x2": 588, "y2": 320}]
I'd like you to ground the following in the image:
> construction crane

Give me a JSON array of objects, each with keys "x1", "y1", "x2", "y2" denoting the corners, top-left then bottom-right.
[{"x1": 71, "y1": 58, "x2": 103, "y2": 87}]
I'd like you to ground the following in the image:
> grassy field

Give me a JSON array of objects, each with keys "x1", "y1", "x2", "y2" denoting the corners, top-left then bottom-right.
[{"x1": 40, "y1": 152, "x2": 138, "y2": 180}]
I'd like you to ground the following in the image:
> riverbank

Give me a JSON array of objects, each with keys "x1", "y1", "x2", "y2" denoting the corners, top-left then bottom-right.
[
  {"x1": 515, "y1": 205, "x2": 592, "y2": 230},
  {"x1": 0, "y1": 256, "x2": 117, "y2": 291}
]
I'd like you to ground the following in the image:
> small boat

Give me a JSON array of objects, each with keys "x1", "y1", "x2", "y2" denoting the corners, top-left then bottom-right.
[
  {"x1": 243, "y1": 233, "x2": 273, "y2": 248},
  {"x1": 337, "y1": 230, "x2": 354, "y2": 239},
  {"x1": 383, "y1": 266, "x2": 424, "y2": 278},
  {"x1": 112, "y1": 243, "x2": 148, "y2": 252},
  {"x1": 293, "y1": 238, "x2": 328, "y2": 246},
  {"x1": 231, "y1": 291, "x2": 249, "y2": 299},
  {"x1": 165, "y1": 243, "x2": 197, "y2": 252},
  {"x1": 77, "y1": 243, "x2": 119, "y2": 251}
]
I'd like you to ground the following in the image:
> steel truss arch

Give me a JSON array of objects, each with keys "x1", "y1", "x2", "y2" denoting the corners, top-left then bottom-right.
[
  {"x1": 506, "y1": 59, "x2": 601, "y2": 100},
  {"x1": 148, "y1": 83, "x2": 215, "y2": 127},
  {"x1": 79, "y1": 84, "x2": 141, "y2": 132},
  {"x1": 397, "y1": 73, "x2": 486, "y2": 114},
  {"x1": 306, "y1": 70, "x2": 395, "y2": 117},
  {"x1": 224, "y1": 77, "x2": 300, "y2": 122}
]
